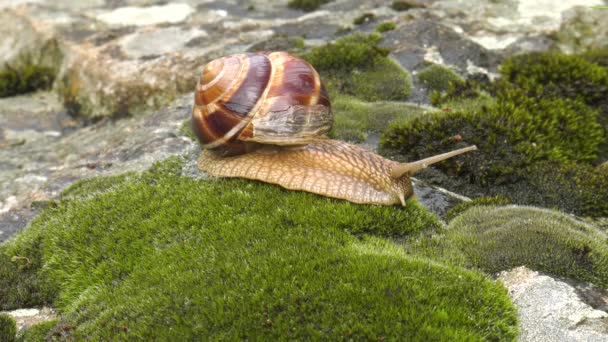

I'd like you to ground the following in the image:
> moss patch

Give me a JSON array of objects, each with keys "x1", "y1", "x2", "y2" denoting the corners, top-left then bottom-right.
[
  {"x1": 579, "y1": 49, "x2": 608, "y2": 69},
  {"x1": 287, "y1": 0, "x2": 332, "y2": 12},
  {"x1": 0, "y1": 64, "x2": 55, "y2": 98},
  {"x1": 17, "y1": 320, "x2": 57, "y2": 342},
  {"x1": 448, "y1": 206, "x2": 608, "y2": 286},
  {"x1": 0, "y1": 157, "x2": 519, "y2": 340},
  {"x1": 302, "y1": 33, "x2": 412, "y2": 101},
  {"x1": 498, "y1": 52, "x2": 608, "y2": 106},
  {"x1": 381, "y1": 51, "x2": 608, "y2": 216},
  {"x1": 353, "y1": 13, "x2": 375, "y2": 25},
  {"x1": 376, "y1": 21, "x2": 396, "y2": 33},
  {"x1": 445, "y1": 196, "x2": 511, "y2": 223},
  {"x1": 0, "y1": 313, "x2": 17, "y2": 342},
  {"x1": 1, "y1": 159, "x2": 516, "y2": 340},
  {"x1": 382, "y1": 95, "x2": 602, "y2": 179},
  {"x1": 417, "y1": 64, "x2": 464, "y2": 93},
  {"x1": 330, "y1": 95, "x2": 432, "y2": 143},
  {"x1": 391, "y1": 0, "x2": 425, "y2": 11}
]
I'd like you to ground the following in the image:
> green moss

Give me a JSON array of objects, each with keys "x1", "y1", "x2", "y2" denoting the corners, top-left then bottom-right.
[
  {"x1": 376, "y1": 21, "x2": 397, "y2": 33},
  {"x1": 499, "y1": 52, "x2": 608, "y2": 106},
  {"x1": 0, "y1": 157, "x2": 519, "y2": 340},
  {"x1": 445, "y1": 196, "x2": 511, "y2": 223},
  {"x1": 16, "y1": 320, "x2": 57, "y2": 342},
  {"x1": 329, "y1": 94, "x2": 432, "y2": 142},
  {"x1": 382, "y1": 95, "x2": 603, "y2": 180},
  {"x1": 345, "y1": 58, "x2": 412, "y2": 101},
  {"x1": 429, "y1": 76, "x2": 492, "y2": 107},
  {"x1": 353, "y1": 13, "x2": 375, "y2": 25},
  {"x1": 287, "y1": 0, "x2": 332, "y2": 12},
  {"x1": 448, "y1": 206, "x2": 608, "y2": 286},
  {"x1": 0, "y1": 64, "x2": 55, "y2": 98},
  {"x1": 579, "y1": 49, "x2": 608, "y2": 69},
  {"x1": 521, "y1": 162, "x2": 608, "y2": 217},
  {"x1": 435, "y1": 94, "x2": 496, "y2": 113},
  {"x1": 382, "y1": 51, "x2": 608, "y2": 216},
  {"x1": 400, "y1": 227, "x2": 469, "y2": 267},
  {"x1": 391, "y1": 0, "x2": 424, "y2": 11},
  {"x1": 302, "y1": 34, "x2": 411, "y2": 101},
  {"x1": 60, "y1": 173, "x2": 136, "y2": 200},
  {"x1": 0, "y1": 313, "x2": 17, "y2": 342},
  {"x1": 302, "y1": 33, "x2": 389, "y2": 73},
  {"x1": 417, "y1": 64, "x2": 464, "y2": 93}
]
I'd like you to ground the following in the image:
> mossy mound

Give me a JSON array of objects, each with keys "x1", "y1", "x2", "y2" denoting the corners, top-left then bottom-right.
[
  {"x1": 448, "y1": 206, "x2": 608, "y2": 287},
  {"x1": 417, "y1": 64, "x2": 464, "y2": 93},
  {"x1": 391, "y1": 0, "x2": 425, "y2": 11},
  {"x1": 16, "y1": 320, "x2": 57, "y2": 342},
  {"x1": 445, "y1": 196, "x2": 511, "y2": 223},
  {"x1": 382, "y1": 50, "x2": 608, "y2": 216},
  {"x1": 353, "y1": 13, "x2": 375, "y2": 25},
  {"x1": 330, "y1": 95, "x2": 431, "y2": 143},
  {"x1": 302, "y1": 33, "x2": 412, "y2": 101},
  {"x1": 382, "y1": 95, "x2": 603, "y2": 181},
  {"x1": 0, "y1": 157, "x2": 518, "y2": 340},
  {"x1": 579, "y1": 49, "x2": 608, "y2": 69},
  {"x1": 0, "y1": 64, "x2": 55, "y2": 98},
  {"x1": 376, "y1": 22, "x2": 396, "y2": 33},
  {"x1": 498, "y1": 52, "x2": 608, "y2": 106},
  {"x1": 0, "y1": 313, "x2": 17, "y2": 342},
  {"x1": 287, "y1": 0, "x2": 332, "y2": 12}
]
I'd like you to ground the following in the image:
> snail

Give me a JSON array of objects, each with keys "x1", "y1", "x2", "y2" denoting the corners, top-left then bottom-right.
[{"x1": 192, "y1": 51, "x2": 476, "y2": 206}]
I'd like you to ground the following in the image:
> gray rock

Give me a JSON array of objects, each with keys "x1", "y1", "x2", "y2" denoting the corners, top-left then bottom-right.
[
  {"x1": 554, "y1": 6, "x2": 608, "y2": 54},
  {"x1": 499, "y1": 266, "x2": 608, "y2": 342},
  {"x1": 2, "y1": 307, "x2": 57, "y2": 333}
]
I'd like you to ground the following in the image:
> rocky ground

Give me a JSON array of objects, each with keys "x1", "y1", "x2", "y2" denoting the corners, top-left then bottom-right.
[{"x1": 1, "y1": 0, "x2": 607, "y2": 340}]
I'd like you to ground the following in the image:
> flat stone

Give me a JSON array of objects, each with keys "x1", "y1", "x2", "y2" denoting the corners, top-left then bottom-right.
[
  {"x1": 119, "y1": 27, "x2": 208, "y2": 59},
  {"x1": 96, "y1": 3, "x2": 195, "y2": 27},
  {"x1": 3, "y1": 307, "x2": 57, "y2": 332},
  {"x1": 499, "y1": 267, "x2": 608, "y2": 342}
]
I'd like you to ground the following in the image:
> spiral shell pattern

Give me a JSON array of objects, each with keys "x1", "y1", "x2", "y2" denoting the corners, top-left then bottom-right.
[{"x1": 192, "y1": 52, "x2": 332, "y2": 153}]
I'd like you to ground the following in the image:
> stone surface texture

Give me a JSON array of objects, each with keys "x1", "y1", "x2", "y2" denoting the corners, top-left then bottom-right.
[
  {"x1": 0, "y1": 0, "x2": 606, "y2": 339},
  {"x1": 499, "y1": 267, "x2": 608, "y2": 342}
]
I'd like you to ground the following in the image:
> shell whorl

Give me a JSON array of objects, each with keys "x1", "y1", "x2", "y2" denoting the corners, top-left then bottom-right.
[{"x1": 192, "y1": 52, "x2": 332, "y2": 155}]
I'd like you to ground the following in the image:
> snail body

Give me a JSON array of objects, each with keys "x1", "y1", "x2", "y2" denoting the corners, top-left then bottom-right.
[{"x1": 193, "y1": 52, "x2": 476, "y2": 206}]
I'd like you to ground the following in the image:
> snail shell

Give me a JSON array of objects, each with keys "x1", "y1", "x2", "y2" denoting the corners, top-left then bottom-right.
[
  {"x1": 192, "y1": 51, "x2": 332, "y2": 156},
  {"x1": 193, "y1": 52, "x2": 477, "y2": 206}
]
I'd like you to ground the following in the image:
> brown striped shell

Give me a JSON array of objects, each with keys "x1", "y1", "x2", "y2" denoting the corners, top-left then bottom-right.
[{"x1": 192, "y1": 52, "x2": 332, "y2": 156}]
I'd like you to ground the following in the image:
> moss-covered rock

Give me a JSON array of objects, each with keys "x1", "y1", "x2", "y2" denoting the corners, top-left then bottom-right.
[
  {"x1": 16, "y1": 320, "x2": 57, "y2": 342},
  {"x1": 287, "y1": 0, "x2": 332, "y2": 12},
  {"x1": 0, "y1": 64, "x2": 55, "y2": 98},
  {"x1": 522, "y1": 162, "x2": 608, "y2": 217},
  {"x1": 417, "y1": 64, "x2": 464, "y2": 93},
  {"x1": 0, "y1": 157, "x2": 518, "y2": 340},
  {"x1": 445, "y1": 196, "x2": 511, "y2": 223},
  {"x1": 382, "y1": 95, "x2": 603, "y2": 182},
  {"x1": 391, "y1": 0, "x2": 425, "y2": 11},
  {"x1": 376, "y1": 21, "x2": 396, "y2": 33},
  {"x1": 302, "y1": 33, "x2": 389, "y2": 73},
  {"x1": 353, "y1": 13, "x2": 375, "y2": 25},
  {"x1": 302, "y1": 33, "x2": 412, "y2": 101},
  {"x1": 579, "y1": 49, "x2": 608, "y2": 69},
  {"x1": 448, "y1": 206, "x2": 608, "y2": 286},
  {"x1": 0, "y1": 313, "x2": 17, "y2": 342},
  {"x1": 498, "y1": 52, "x2": 608, "y2": 106},
  {"x1": 383, "y1": 50, "x2": 608, "y2": 216}
]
